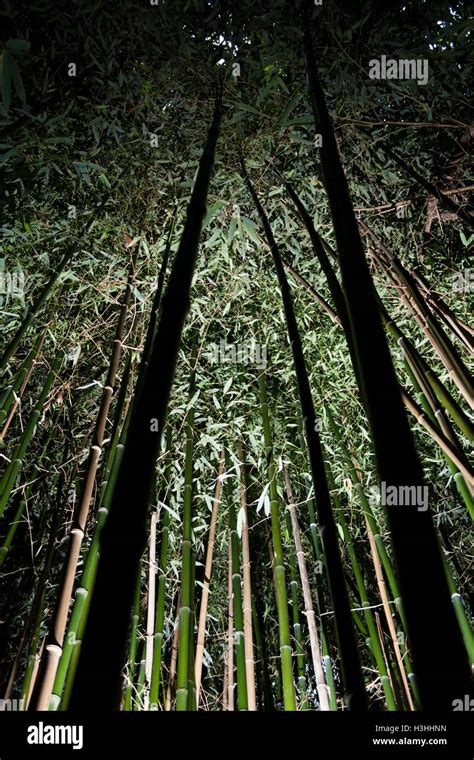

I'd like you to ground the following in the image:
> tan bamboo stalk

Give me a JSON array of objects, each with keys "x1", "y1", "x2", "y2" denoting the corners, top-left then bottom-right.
[
  {"x1": 238, "y1": 442, "x2": 257, "y2": 711},
  {"x1": 283, "y1": 465, "x2": 330, "y2": 711},
  {"x1": 364, "y1": 511, "x2": 414, "y2": 710},
  {"x1": 227, "y1": 532, "x2": 235, "y2": 711},
  {"x1": 195, "y1": 450, "x2": 225, "y2": 705},
  {"x1": 144, "y1": 509, "x2": 158, "y2": 709},
  {"x1": 28, "y1": 239, "x2": 136, "y2": 710}
]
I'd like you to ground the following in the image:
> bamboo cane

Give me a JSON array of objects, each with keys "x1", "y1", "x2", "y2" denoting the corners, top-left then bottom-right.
[{"x1": 195, "y1": 450, "x2": 225, "y2": 705}]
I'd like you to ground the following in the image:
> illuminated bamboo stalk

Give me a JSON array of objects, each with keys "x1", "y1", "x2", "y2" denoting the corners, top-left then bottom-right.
[
  {"x1": 283, "y1": 465, "x2": 330, "y2": 711},
  {"x1": 176, "y1": 348, "x2": 197, "y2": 712},
  {"x1": 195, "y1": 450, "x2": 225, "y2": 706},
  {"x1": 49, "y1": 381, "x2": 132, "y2": 709},
  {"x1": 364, "y1": 513, "x2": 414, "y2": 710},
  {"x1": 226, "y1": 532, "x2": 235, "y2": 711},
  {"x1": 258, "y1": 373, "x2": 296, "y2": 711},
  {"x1": 150, "y1": 435, "x2": 172, "y2": 711},
  {"x1": 227, "y1": 464, "x2": 248, "y2": 711},
  {"x1": 144, "y1": 509, "x2": 158, "y2": 709},
  {"x1": 238, "y1": 442, "x2": 257, "y2": 711}
]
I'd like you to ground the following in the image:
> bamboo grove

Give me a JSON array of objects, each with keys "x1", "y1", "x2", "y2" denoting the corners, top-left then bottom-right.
[{"x1": 0, "y1": 0, "x2": 472, "y2": 713}]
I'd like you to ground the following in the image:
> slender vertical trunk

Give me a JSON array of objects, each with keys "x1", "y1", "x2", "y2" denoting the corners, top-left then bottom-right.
[
  {"x1": 283, "y1": 465, "x2": 330, "y2": 711},
  {"x1": 238, "y1": 442, "x2": 257, "y2": 711},
  {"x1": 195, "y1": 450, "x2": 225, "y2": 705},
  {"x1": 226, "y1": 532, "x2": 235, "y2": 711},
  {"x1": 176, "y1": 347, "x2": 197, "y2": 711}
]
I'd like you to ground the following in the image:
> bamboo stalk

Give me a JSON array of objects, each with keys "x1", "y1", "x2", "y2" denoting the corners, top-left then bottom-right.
[
  {"x1": 0, "y1": 353, "x2": 63, "y2": 517},
  {"x1": 176, "y1": 347, "x2": 197, "y2": 712},
  {"x1": 49, "y1": 381, "x2": 132, "y2": 709},
  {"x1": 258, "y1": 373, "x2": 296, "y2": 711},
  {"x1": 144, "y1": 509, "x2": 158, "y2": 708},
  {"x1": 283, "y1": 465, "x2": 330, "y2": 710},
  {"x1": 238, "y1": 442, "x2": 257, "y2": 711},
  {"x1": 227, "y1": 458, "x2": 248, "y2": 710},
  {"x1": 195, "y1": 450, "x2": 225, "y2": 706},
  {"x1": 0, "y1": 328, "x2": 46, "y2": 440},
  {"x1": 364, "y1": 513, "x2": 414, "y2": 710},
  {"x1": 226, "y1": 531, "x2": 235, "y2": 711},
  {"x1": 150, "y1": 433, "x2": 172, "y2": 711}
]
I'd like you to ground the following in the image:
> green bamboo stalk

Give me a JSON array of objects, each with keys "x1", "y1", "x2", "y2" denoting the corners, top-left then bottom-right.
[
  {"x1": 285, "y1": 511, "x2": 309, "y2": 709},
  {"x1": 5, "y1": 440, "x2": 71, "y2": 703},
  {"x1": 176, "y1": 347, "x2": 197, "y2": 712},
  {"x1": 150, "y1": 434, "x2": 172, "y2": 711},
  {"x1": 186, "y1": 549, "x2": 197, "y2": 711},
  {"x1": 123, "y1": 567, "x2": 143, "y2": 711},
  {"x1": 259, "y1": 372, "x2": 296, "y2": 711},
  {"x1": 0, "y1": 408, "x2": 60, "y2": 569},
  {"x1": 227, "y1": 459, "x2": 248, "y2": 711},
  {"x1": 326, "y1": 466, "x2": 397, "y2": 710},
  {"x1": 364, "y1": 223, "x2": 473, "y2": 406}
]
